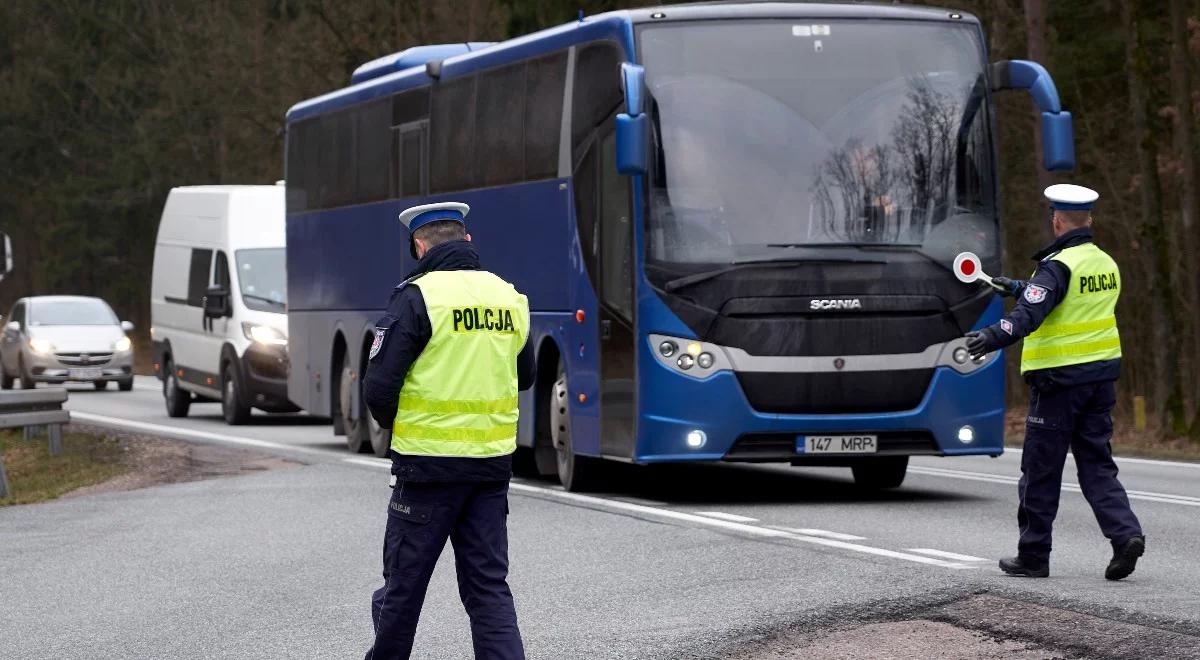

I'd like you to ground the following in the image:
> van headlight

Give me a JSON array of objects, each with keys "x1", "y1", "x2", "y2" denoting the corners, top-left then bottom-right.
[
  {"x1": 113, "y1": 336, "x2": 132, "y2": 352},
  {"x1": 242, "y1": 322, "x2": 288, "y2": 347},
  {"x1": 29, "y1": 337, "x2": 55, "y2": 354}
]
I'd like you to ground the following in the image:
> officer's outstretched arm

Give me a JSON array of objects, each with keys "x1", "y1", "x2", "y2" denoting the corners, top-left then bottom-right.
[{"x1": 965, "y1": 262, "x2": 1067, "y2": 358}]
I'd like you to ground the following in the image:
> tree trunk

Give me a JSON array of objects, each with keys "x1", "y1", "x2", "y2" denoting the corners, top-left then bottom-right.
[
  {"x1": 1023, "y1": 0, "x2": 1053, "y2": 242},
  {"x1": 1168, "y1": 0, "x2": 1200, "y2": 438},
  {"x1": 1122, "y1": 0, "x2": 1187, "y2": 435}
]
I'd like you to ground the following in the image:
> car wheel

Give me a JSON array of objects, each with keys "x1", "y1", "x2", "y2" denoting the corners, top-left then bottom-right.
[
  {"x1": 118, "y1": 378, "x2": 133, "y2": 392},
  {"x1": 221, "y1": 361, "x2": 252, "y2": 425},
  {"x1": 18, "y1": 355, "x2": 35, "y2": 389},
  {"x1": 94, "y1": 380, "x2": 108, "y2": 390},
  {"x1": 851, "y1": 456, "x2": 908, "y2": 490},
  {"x1": 340, "y1": 350, "x2": 370, "y2": 453},
  {"x1": 551, "y1": 362, "x2": 600, "y2": 492},
  {"x1": 163, "y1": 359, "x2": 191, "y2": 418}
]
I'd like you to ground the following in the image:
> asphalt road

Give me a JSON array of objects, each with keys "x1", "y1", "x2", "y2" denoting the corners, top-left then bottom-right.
[{"x1": 3, "y1": 376, "x2": 1200, "y2": 658}]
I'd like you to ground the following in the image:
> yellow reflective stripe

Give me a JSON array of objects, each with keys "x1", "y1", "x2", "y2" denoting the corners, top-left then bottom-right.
[
  {"x1": 397, "y1": 395, "x2": 518, "y2": 414},
  {"x1": 393, "y1": 423, "x2": 517, "y2": 443},
  {"x1": 1033, "y1": 316, "x2": 1117, "y2": 337},
  {"x1": 1022, "y1": 337, "x2": 1121, "y2": 360}
]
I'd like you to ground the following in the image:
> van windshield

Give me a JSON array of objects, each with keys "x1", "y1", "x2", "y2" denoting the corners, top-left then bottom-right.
[{"x1": 235, "y1": 248, "x2": 286, "y2": 312}]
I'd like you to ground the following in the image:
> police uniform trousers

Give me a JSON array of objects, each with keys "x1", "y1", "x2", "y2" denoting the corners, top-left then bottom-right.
[
  {"x1": 1017, "y1": 380, "x2": 1142, "y2": 563},
  {"x1": 366, "y1": 480, "x2": 524, "y2": 660}
]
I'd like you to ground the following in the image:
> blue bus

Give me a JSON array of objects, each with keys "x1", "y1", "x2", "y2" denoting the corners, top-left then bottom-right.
[{"x1": 284, "y1": 3, "x2": 1074, "y2": 490}]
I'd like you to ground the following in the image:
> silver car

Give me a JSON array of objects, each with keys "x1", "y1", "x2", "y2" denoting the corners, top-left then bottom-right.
[{"x1": 0, "y1": 296, "x2": 135, "y2": 390}]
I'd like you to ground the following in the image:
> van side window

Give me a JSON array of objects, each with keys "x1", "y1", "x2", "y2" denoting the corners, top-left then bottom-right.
[
  {"x1": 188, "y1": 249, "x2": 213, "y2": 307},
  {"x1": 214, "y1": 251, "x2": 231, "y2": 291}
]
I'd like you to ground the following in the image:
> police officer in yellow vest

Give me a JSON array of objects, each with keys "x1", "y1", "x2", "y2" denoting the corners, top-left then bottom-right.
[
  {"x1": 362, "y1": 202, "x2": 533, "y2": 659},
  {"x1": 966, "y1": 184, "x2": 1144, "y2": 581}
]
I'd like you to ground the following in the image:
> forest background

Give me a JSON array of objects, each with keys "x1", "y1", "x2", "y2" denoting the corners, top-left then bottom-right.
[{"x1": 1, "y1": 0, "x2": 1198, "y2": 438}]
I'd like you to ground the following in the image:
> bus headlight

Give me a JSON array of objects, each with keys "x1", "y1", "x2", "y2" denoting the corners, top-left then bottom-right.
[
  {"x1": 677, "y1": 354, "x2": 694, "y2": 370},
  {"x1": 952, "y1": 347, "x2": 969, "y2": 364},
  {"x1": 650, "y1": 334, "x2": 727, "y2": 378},
  {"x1": 659, "y1": 341, "x2": 677, "y2": 358}
]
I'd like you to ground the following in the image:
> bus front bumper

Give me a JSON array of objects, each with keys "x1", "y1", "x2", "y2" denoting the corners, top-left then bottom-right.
[{"x1": 633, "y1": 354, "x2": 1006, "y2": 464}]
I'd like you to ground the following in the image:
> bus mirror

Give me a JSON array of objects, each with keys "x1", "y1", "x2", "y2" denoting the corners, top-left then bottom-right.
[
  {"x1": 990, "y1": 59, "x2": 1075, "y2": 171},
  {"x1": 616, "y1": 113, "x2": 648, "y2": 175},
  {"x1": 621, "y1": 63, "x2": 644, "y2": 116},
  {"x1": 1041, "y1": 111, "x2": 1075, "y2": 171}
]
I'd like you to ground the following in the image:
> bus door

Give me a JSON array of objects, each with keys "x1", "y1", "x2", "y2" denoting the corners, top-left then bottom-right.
[{"x1": 596, "y1": 125, "x2": 636, "y2": 458}]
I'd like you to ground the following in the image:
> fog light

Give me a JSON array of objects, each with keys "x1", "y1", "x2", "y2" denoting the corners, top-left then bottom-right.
[
  {"x1": 677, "y1": 354, "x2": 694, "y2": 370},
  {"x1": 686, "y1": 430, "x2": 706, "y2": 448},
  {"x1": 957, "y1": 425, "x2": 975, "y2": 444},
  {"x1": 697, "y1": 352, "x2": 714, "y2": 369},
  {"x1": 659, "y1": 341, "x2": 677, "y2": 358},
  {"x1": 952, "y1": 347, "x2": 969, "y2": 364}
]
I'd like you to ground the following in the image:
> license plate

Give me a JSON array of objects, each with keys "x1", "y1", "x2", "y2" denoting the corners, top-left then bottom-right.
[
  {"x1": 68, "y1": 368, "x2": 103, "y2": 380},
  {"x1": 797, "y1": 435, "x2": 878, "y2": 454}
]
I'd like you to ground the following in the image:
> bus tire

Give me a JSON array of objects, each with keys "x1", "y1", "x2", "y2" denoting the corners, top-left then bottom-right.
[
  {"x1": 367, "y1": 404, "x2": 390, "y2": 457},
  {"x1": 851, "y1": 456, "x2": 908, "y2": 490},
  {"x1": 340, "y1": 350, "x2": 370, "y2": 453},
  {"x1": 551, "y1": 363, "x2": 600, "y2": 492}
]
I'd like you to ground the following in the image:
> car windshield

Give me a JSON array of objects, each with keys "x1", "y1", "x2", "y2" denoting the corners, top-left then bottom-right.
[
  {"x1": 29, "y1": 299, "x2": 117, "y2": 326},
  {"x1": 639, "y1": 19, "x2": 997, "y2": 270},
  {"x1": 235, "y1": 248, "x2": 286, "y2": 312}
]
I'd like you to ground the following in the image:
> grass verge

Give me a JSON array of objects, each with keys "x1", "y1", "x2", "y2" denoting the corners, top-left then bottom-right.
[
  {"x1": 1005, "y1": 409, "x2": 1200, "y2": 462},
  {"x1": 0, "y1": 428, "x2": 129, "y2": 506}
]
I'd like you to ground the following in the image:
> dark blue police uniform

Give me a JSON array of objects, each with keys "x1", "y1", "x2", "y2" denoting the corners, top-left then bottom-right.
[
  {"x1": 362, "y1": 239, "x2": 534, "y2": 659},
  {"x1": 969, "y1": 227, "x2": 1143, "y2": 576}
]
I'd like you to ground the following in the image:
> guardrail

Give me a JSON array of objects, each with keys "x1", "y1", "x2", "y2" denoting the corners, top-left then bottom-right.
[{"x1": 0, "y1": 389, "x2": 70, "y2": 499}]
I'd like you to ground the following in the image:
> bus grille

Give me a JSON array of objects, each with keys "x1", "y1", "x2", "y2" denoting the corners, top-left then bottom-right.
[
  {"x1": 735, "y1": 369, "x2": 932, "y2": 414},
  {"x1": 725, "y1": 432, "x2": 938, "y2": 462}
]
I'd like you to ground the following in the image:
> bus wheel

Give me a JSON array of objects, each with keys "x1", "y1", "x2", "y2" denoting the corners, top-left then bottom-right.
[
  {"x1": 851, "y1": 456, "x2": 908, "y2": 490},
  {"x1": 551, "y1": 364, "x2": 599, "y2": 492},
  {"x1": 340, "y1": 351, "x2": 369, "y2": 453}
]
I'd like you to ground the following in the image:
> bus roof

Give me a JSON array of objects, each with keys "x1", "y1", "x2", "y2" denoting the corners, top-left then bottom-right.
[{"x1": 285, "y1": 2, "x2": 977, "y2": 123}]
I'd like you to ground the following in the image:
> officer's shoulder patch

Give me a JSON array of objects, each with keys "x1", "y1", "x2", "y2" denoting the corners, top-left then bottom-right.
[
  {"x1": 1000, "y1": 319, "x2": 1013, "y2": 335},
  {"x1": 1023, "y1": 284, "x2": 1049, "y2": 304},
  {"x1": 369, "y1": 315, "x2": 397, "y2": 361}
]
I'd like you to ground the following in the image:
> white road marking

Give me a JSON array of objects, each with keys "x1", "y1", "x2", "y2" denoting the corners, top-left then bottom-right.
[
  {"x1": 70, "y1": 411, "x2": 327, "y2": 456},
  {"x1": 1005, "y1": 446, "x2": 1200, "y2": 471},
  {"x1": 780, "y1": 528, "x2": 867, "y2": 541},
  {"x1": 910, "y1": 465, "x2": 1200, "y2": 508},
  {"x1": 906, "y1": 548, "x2": 988, "y2": 562},
  {"x1": 344, "y1": 457, "x2": 390, "y2": 469},
  {"x1": 695, "y1": 511, "x2": 759, "y2": 523},
  {"x1": 347, "y1": 458, "x2": 970, "y2": 568}
]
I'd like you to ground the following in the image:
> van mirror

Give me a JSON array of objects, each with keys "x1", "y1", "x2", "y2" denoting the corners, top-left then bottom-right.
[
  {"x1": 203, "y1": 285, "x2": 231, "y2": 319},
  {"x1": 120, "y1": 321, "x2": 135, "y2": 333}
]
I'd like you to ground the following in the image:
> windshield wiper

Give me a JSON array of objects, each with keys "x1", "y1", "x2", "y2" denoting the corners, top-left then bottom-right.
[
  {"x1": 663, "y1": 256, "x2": 881, "y2": 293},
  {"x1": 242, "y1": 293, "x2": 286, "y2": 308}
]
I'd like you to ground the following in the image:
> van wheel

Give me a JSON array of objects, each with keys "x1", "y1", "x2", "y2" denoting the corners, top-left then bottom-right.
[
  {"x1": 851, "y1": 456, "x2": 908, "y2": 490},
  {"x1": 340, "y1": 351, "x2": 370, "y2": 453},
  {"x1": 19, "y1": 356, "x2": 35, "y2": 389},
  {"x1": 163, "y1": 360, "x2": 191, "y2": 417},
  {"x1": 551, "y1": 363, "x2": 600, "y2": 492},
  {"x1": 94, "y1": 381, "x2": 108, "y2": 390},
  {"x1": 221, "y1": 362, "x2": 252, "y2": 425}
]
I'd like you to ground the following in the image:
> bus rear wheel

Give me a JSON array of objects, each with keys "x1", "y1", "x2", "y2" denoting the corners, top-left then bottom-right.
[
  {"x1": 551, "y1": 364, "x2": 600, "y2": 492},
  {"x1": 851, "y1": 456, "x2": 908, "y2": 490},
  {"x1": 340, "y1": 351, "x2": 370, "y2": 454}
]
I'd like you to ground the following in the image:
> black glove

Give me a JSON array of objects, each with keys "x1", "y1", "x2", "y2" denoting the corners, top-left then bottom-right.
[
  {"x1": 965, "y1": 330, "x2": 993, "y2": 360},
  {"x1": 991, "y1": 276, "x2": 1024, "y2": 298}
]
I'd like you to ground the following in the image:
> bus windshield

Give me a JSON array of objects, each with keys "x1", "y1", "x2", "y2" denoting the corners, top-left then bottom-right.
[
  {"x1": 640, "y1": 20, "x2": 997, "y2": 272},
  {"x1": 236, "y1": 248, "x2": 287, "y2": 312}
]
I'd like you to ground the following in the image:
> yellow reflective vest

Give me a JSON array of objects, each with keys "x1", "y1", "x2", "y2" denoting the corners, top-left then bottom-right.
[
  {"x1": 1020, "y1": 243, "x2": 1122, "y2": 374},
  {"x1": 392, "y1": 270, "x2": 530, "y2": 458}
]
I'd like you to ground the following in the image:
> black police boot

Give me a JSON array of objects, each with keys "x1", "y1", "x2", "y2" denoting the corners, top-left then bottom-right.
[
  {"x1": 1105, "y1": 535, "x2": 1145, "y2": 581},
  {"x1": 999, "y1": 556, "x2": 1049, "y2": 578}
]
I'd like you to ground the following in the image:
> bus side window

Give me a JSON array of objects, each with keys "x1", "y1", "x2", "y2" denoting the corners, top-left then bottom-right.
[
  {"x1": 599, "y1": 130, "x2": 633, "y2": 321},
  {"x1": 392, "y1": 88, "x2": 430, "y2": 199},
  {"x1": 571, "y1": 42, "x2": 622, "y2": 163}
]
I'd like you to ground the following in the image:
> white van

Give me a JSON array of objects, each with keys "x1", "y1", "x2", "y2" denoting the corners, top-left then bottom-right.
[{"x1": 150, "y1": 185, "x2": 297, "y2": 424}]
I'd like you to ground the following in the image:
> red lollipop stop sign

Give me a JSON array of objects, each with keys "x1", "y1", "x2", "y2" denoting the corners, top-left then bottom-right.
[{"x1": 953, "y1": 252, "x2": 1001, "y2": 289}]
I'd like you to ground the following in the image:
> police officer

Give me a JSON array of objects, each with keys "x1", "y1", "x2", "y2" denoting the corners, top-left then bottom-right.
[
  {"x1": 965, "y1": 184, "x2": 1144, "y2": 581},
  {"x1": 363, "y1": 201, "x2": 534, "y2": 659}
]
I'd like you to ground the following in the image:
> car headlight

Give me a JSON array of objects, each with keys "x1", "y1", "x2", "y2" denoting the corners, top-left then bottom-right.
[
  {"x1": 113, "y1": 336, "x2": 132, "y2": 352},
  {"x1": 242, "y1": 322, "x2": 287, "y2": 346},
  {"x1": 29, "y1": 337, "x2": 55, "y2": 354}
]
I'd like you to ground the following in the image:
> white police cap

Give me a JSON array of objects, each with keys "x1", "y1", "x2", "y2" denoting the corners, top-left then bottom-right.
[
  {"x1": 398, "y1": 202, "x2": 470, "y2": 232},
  {"x1": 1044, "y1": 184, "x2": 1099, "y2": 211}
]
